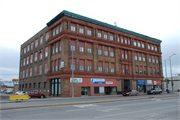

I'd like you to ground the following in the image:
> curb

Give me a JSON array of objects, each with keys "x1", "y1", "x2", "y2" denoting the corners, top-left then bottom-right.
[{"x1": 1, "y1": 94, "x2": 179, "y2": 111}]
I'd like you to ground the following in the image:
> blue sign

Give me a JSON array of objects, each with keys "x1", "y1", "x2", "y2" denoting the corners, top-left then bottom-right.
[
  {"x1": 137, "y1": 80, "x2": 146, "y2": 85},
  {"x1": 91, "y1": 78, "x2": 105, "y2": 84}
]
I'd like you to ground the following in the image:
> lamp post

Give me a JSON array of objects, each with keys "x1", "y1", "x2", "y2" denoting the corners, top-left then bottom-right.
[
  {"x1": 169, "y1": 54, "x2": 175, "y2": 93},
  {"x1": 164, "y1": 59, "x2": 169, "y2": 89},
  {"x1": 72, "y1": 40, "x2": 78, "y2": 98}
]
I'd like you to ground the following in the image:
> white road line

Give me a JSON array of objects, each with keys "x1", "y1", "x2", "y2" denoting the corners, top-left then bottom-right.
[
  {"x1": 94, "y1": 105, "x2": 180, "y2": 119},
  {"x1": 66, "y1": 99, "x2": 178, "y2": 112}
]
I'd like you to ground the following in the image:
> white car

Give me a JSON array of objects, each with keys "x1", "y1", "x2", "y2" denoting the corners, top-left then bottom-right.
[{"x1": 15, "y1": 91, "x2": 26, "y2": 95}]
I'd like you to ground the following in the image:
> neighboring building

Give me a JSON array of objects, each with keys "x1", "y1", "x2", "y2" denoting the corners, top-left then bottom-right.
[
  {"x1": 19, "y1": 10, "x2": 163, "y2": 97},
  {"x1": 164, "y1": 76, "x2": 180, "y2": 92}
]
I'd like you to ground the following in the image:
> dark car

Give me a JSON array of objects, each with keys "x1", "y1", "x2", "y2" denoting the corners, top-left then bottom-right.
[
  {"x1": 26, "y1": 91, "x2": 46, "y2": 99},
  {"x1": 147, "y1": 88, "x2": 162, "y2": 95},
  {"x1": 123, "y1": 90, "x2": 139, "y2": 96}
]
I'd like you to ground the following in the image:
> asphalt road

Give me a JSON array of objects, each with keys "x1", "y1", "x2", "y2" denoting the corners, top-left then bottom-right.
[{"x1": 1, "y1": 96, "x2": 179, "y2": 120}]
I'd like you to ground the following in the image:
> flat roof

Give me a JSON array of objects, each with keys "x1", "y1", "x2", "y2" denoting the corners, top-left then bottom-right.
[{"x1": 47, "y1": 10, "x2": 162, "y2": 43}]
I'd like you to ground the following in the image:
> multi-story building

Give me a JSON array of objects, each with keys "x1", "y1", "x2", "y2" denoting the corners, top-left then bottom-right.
[{"x1": 19, "y1": 10, "x2": 163, "y2": 97}]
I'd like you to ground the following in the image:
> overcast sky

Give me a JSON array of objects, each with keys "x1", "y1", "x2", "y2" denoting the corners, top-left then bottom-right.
[{"x1": 0, "y1": 0, "x2": 179, "y2": 82}]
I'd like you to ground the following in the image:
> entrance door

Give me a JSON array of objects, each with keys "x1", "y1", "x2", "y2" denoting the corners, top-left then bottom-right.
[
  {"x1": 105, "y1": 87, "x2": 111, "y2": 95},
  {"x1": 51, "y1": 79, "x2": 61, "y2": 97},
  {"x1": 81, "y1": 87, "x2": 89, "y2": 96},
  {"x1": 124, "y1": 80, "x2": 130, "y2": 92}
]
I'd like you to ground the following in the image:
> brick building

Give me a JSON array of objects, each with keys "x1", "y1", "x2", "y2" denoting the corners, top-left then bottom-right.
[{"x1": 19, "y1": 10, "x2": 163, "y2": 97}]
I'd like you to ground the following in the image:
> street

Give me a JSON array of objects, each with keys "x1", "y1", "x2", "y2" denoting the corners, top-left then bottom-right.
[{"x1": 1, "y1": 95, "x2": 179, "y2": 120}]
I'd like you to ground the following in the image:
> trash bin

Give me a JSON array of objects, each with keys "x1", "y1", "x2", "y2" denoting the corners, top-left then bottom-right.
[{"x1": 166, "y1": 89, "x2": 169, "y2": 93}]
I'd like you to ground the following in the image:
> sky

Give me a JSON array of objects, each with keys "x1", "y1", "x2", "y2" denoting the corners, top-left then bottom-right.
[{"x1": 0, "y1": 0, "x2": 179, "y2": 83}]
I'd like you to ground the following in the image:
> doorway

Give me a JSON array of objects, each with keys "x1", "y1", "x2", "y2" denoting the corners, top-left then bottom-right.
[
  {"x1": 124, "y1": 80, "x2": 130, "y2": 92},
  {"x1": 105, "y1": 87, "x2": 111, "y2": 95},
  {"x1": 81, "y1": 87, "x2": 89, "y2": 96}
]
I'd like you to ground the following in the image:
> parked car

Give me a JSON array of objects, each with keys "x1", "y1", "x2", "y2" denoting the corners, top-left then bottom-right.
[
  {"x1": 15, "y1": 91, "x2": 26, "y2": 95},
  {"x1": 147, "y1": 88, "x2": 162, "y2": 95},
  {"x1": 5, "y1": 90, "x2": 14, "y2": 94},
  {"x1": 123, "y1": 90, "x2": 139, "y2": 96},
  {"x1": 26, "y1": 91, "x2": 45, "y2": 99}
]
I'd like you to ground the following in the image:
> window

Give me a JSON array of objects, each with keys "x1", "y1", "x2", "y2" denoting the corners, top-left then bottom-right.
[
  {"x1": 71, "y1": 26, "x2": 75, "y2": 32},
  {"x1": 45, "y1": 47, "x2": 48, "y2": 57},
  {"x1": 34, "y1": 52, "x2": 37, "y2": 62},
  {"x1": 59, "y1": 59, "x2": 61, "y2": 70},
  {"x1": 111, "y1": 68, "x2": 114, "y2": 73},
  {"x1": 98, "y1": 67, "x2": 102, "y2": 72},
  {"x1": 87, "y1": 30, "x2": 91, "y2": 35},
  {"x1": 117, "y1": 37, "x2": 120, "y2": 42},
  {"x1": 87, "y1": 61, "x2": 92, "y2": 71},
  {"x1": 55, "y1": 60, "x2": 58, "y2": 71},
  {"x1": 128, "y1": 40, "x2": 130, "y2": 45},
  {"x1": 110, "y1": 52, "x2": 114, "y2": 57},
  {"x1": 24, "y1": 47, "x2": 26, "y2": 54},
  {"x1": 35, "y1": 39, "x2": 38, "y2": 48},
  {"x1": 136, "y1": 66, "x2": 138, "y2": 74},
  {"x1": 151, "y1": 45, "x2": 154, "y2": 50},
  {"x1": 34, "y1": 66, "x2": 37, "y2": 76},
  {"x1": 21, "y1": 49, "x2": 23, "y2": 55},
  {"x1": 79, "y1": 47, "x2": 84, "y2": 52},
  {"x1": 29, "y1": 83, "x2": 31, "y2": 88},
  {"x1": 51, "y1": 61, "x2": 54, "y2": 72},
  {"x1": 148, "y1": 44, "x2": 150, "y2": 49},
  {"x1": 152, "y1": 56, "x2": 155, "y2": 63},
  {"x1": 121, "y1": 38, "x2": 123, "y2": 43},
  {"x1": 144, "y1": 66, "x2": 146, "y2": 74},
  {"x1": 156, "y1": 58, "x2": 158, "y2": 63},
  {"x1": 157, "y1": 68, "x2": 160, "y2": 75},
  {"x1": 110, "y1": 35, "x2": 113, "y2": 40},
  {"x1": 104, "y1": 51, "x2": 108, "y2": 56},
  {"x1": 44, "y1": 63, "x2": 48, "y2": 74},
  {"x1": 34, "y1": 83, "x2": 36, "y2": 88},
  {"x1": 71, "y1": 45, "x2": 75, "y2": 51},
  {"x1": 30, "y1": 68, "x2": 32, "y2": 77},
  {"x1": 142, "y1": 42, "x2": 144, "y2": 48},
  {"x1": 125, "y1": 65, "x2": 129, "y2": 74},
  {"x1": 140, "y1": 66, "x2": 142, "y2": 75},
  {"x1": 39, "y1": 49, "x2": 43, "y2": 60},
  {"x1": 87, "y1": 48, "x2": 91, "y2": 53},
  {"x1": 143, "y1": 54, "x2": 145, "y2": 61},
  {"x1": 46, "y1": 32, "x2": 49, "y2": 41},
  {"x1": 79, "y1": 65, "x2": 84, "y2": 71},
  {"x1": 31, "y1": 42, "x2": 34, "y2": 50},
  {"x1": 104, "y1": 34, "x2": 107, "y2": 39},
  {"x1": 135, "y1": 52, "x2": 137, "y2": 60},
  {"x1": 139, "y1": 54, "x2": 142, "y2": 61},
  {"x1": 138, "y1": 42, "x2": 140, "y2": 47},
  {"x1": 27, "y1": 45, "x2": 30, "y2": 52},
  {"x1": 98, "y1": 50, "x2": 102, "y2": 55},
  {"x1": 38, "y1": 83, "x2": 41, "y2": 88},
  {"x1": 39, "y1": 65, "x2": 42, "y2": 75},
  {"x1": 79, "y1": 28, "x2": 84, "y2": 34},
  {"x1": 26, "y1": 56, "x2": 29, "y2": 65},
  {"x1": 52, "y1": 46, "x2": 54, "y2": 54},
  {"x1": 155, "y1": 46, "x2": 157, "y2": 51},
  {"x1": 153, "y1": 68, "x2": 156, "y2": 75},
  {"x1": 122, "y1": 50, "x2": 124, "y2": 59},
  {"x1": 134, "y1": 41, "x2": 136, "y2": 46},
  {"x1": 98, "y1": 33, "x2": 101, "y2": 38},
  {"x1": 150, "y1": 67, "x2": 152, "y2": 75},
  {"x1": 94, "y1": 87, "x2": 99, "y2": 94},
  {"x1": 52, "y1": 28, "x2": 55, "y2": 36},
  {"x1": 21, "y1": 60, "x2": 22, "y2": 67},
  {"x1": 105, "y1": 67, "x2": 108, "y2": 72},
  {"x1": 56, "y1": 26, "x2": 58, "y2": 34},
  {"x1": 26, "y1": 69, "x2": 28, "y2": 77},
  {"x1": 40, "y1": 36, "x2": 43, "y2": 45},
  {"x1": 125, "y1": 39, "x2": 127, "y2": 44},
  {"x1": 23, "y1": 58, "x2": 26, "y2": 66},
  {"x1": 88, "y1": 66, "x2": 92, "y2": 71},
  {"x1": 23, "y1": 70, "x2": 25, "y2": 78},
  {"x1": 55, "y1": 42, "x2": 58, "y2": 53},
  {"x1": 44, "y1": 82, "x2": 47, "y2": 88},
  {"x1": 122, "y1": 65, "x2": 125, "y2": 74},
  {"x1": 149, "y1": 55, "x2": 151, "y2": 62},
  {"x1": 125, "y1": 51, "x2": 128, "y2": 59},
  {"x1": 98, "y1": 62, "x2": 102, "y2": 72}
]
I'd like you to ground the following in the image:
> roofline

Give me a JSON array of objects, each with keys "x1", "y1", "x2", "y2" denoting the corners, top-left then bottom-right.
[{"x1": 47, "y1": 10, "x2": 162, "y2": 43}]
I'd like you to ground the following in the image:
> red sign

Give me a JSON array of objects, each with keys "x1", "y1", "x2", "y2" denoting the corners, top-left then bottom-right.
[{"x1": 154, "y1": 81, "x2": 160, "y2": 85}]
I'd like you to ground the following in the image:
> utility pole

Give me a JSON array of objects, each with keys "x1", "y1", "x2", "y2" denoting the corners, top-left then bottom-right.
[{"x1": 169, "y1": 54, "x2": 175, "y2": 93}]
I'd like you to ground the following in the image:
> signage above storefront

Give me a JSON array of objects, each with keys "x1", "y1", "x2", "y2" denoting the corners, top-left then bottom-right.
[
  {"x1": 154, "y1": 81, "x2": 160, "y2": 85},
  {"x1": 91, "y1": 78, "x2": 105, "y2": 84},
  {"x1": 147, "y1": 80, "x2": 152, "y2": 84},
  {"x1": 106, "y1": 81, "x2": 113, "y2": 84},
  {"x1": 70, "y1": 78, "x2": 82, "y2": 84},
  {"x1": 137, "y1": 80, "x2": 146, "y2": 85}
]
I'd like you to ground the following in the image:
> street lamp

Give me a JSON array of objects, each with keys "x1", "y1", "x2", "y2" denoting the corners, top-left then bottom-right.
[
  {"x1": 164, "y1": 59, "x2": 169, "y2": 89},
  {"x1": 169, "y1": 53, "x2": 175, "y2": 93},
  {"x1": 72, "y1": 40, "x2": 78, "y2": 98}
]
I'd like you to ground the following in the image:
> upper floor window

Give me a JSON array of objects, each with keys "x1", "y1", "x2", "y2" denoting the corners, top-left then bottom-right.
[
  {"x1": 87, "y1": 48, "x2": 91, "y2": 53},
  {"x1": 151, "y1": 45, "x2": 154, "y2": 50},
  {"x1": 24, "y1": 48, "x2": 26, "y2": 54},
  {"x1": 139, "y1": 54, "x2": 142, "y2": 61},
  {"x1": 98, "y1": 50, "x2": 102, "y2": 55},
  {"x1": 79, "y1": 47, "x2": 84, "y2": 52},
  {"x1": 148, "y1": 44, "x2": 150, "y2": 49},
  {"x1": 59, "y1": 26, "x2": 62, "y2": 32},
  {"x1": 104, "y1": 51, "x2": 108, "y2": 56},
  {"x1": 110, "y1": 52, "x2": 114, "y2": 57},
  {"x1": 138, "y1": 42, "x2": 140, "y2": 47},
  {"x1": 40, "y1": 36, "x2": 43, "y2": 45},
  {"x1": 71, "y1": 26, "x2": 75, "y2": 32},
  {"x1": 98, "y1": 33, "x2": 101, "y2": 38},
  {"x1": 142, "y1": 43, "x2": 144, "y2": 48},
  {"x1": 104, "y1": 34, "x2": 107, "y2": 39},
  {"x1": 79, "y1": 28, "x2": 84, "y2": 34},
  {"x1": 128, "y1": 40, "x2": 130, "y2": 45},
  {"x1": 52, "y1": 28, "x2": 55, "y2": 36},
  {"x1": 110, "y1": 35, "x2": 113, "y2": 40},
  {"x1": 79, "y1": 65, "x2": 84, "y2": 71},
  {"x1": 27, "y1": 45, "x2": 30, "y2": 52},
  {"x1": 125, "y1": 39, "x2": 127, "y2": 44},
  {"x1": 134, "y1": 41, "x2": 136, "y2": 46},
  {"x1": 45, "y1": 47, "x2": 48, "y2": 57},
  {"x1": 31, "y1": 42, "x2": 34, "y2": 50},
  {"x1": 155, "y1": 46, "x2": 157, "y2": 51},
  {"x1": 117, "y1": 37, "x2": 119, "y2": 42},
  {"x1": 46, "y1": 32, "x2": 49, "y2": 41},
  {"x1": 56, "y1": 26, "x2": 58, "y2": 34},
  {"x1": 121, "y1": 38, "x2": 123, "y2": 43},
  {"x1": 35, "y1": 39, "x2": 38, "y2": 48},
  {"x1": 87, "y1": 30, "x2": 91, "y2": 35}
]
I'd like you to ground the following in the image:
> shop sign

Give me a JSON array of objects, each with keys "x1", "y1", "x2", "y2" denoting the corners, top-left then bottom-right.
[
  {"x1": 154, "y1": 81, "x2": 160, "y2": 85},
  {"x1": 106, "y1": 81, "x2": 113, "y2": 84},
  {"x1": 70, "y1": 78, "x2": 82, "y2": 84},
  {"x1": 147, "y1": 80, "x2": 152, "y2": 84},
  {"x1": 137, "y1": 80, "x2": 146, "y2": 85},
  {"x1": 61, "y1": 61, "x2": 64, "y2": 68},
  {"x1": 91, "y1": 78, "x2": 105, "y2": 84}
]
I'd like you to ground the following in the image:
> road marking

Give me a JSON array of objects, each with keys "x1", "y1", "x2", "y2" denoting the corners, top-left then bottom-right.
[
  {"x1": 94, "y1": 105, "x2": 180, "y2": 119},
  {"x1": 73, "y1": 104, "x2": 98, "y2": 108},
  {"x1": 97, "y1": 107, "x2": 121, "y2": 112},
  {"x1": 152, "y1": 99, "x2": 161, "y2": 101},
  {"x1": 66, "y1": 99, "x2": 177, "y2": 112}
]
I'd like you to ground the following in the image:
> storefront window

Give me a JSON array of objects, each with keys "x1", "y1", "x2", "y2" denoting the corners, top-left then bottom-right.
[
  {"x1": 137, "y1": 85, "x2": 145, "y2": 92},
  {"x1": 154, "y1": 85, "x2": 162, "y2": 89},
  {"x1": 111, "y1": 87, "x2": 116, "y2": 93},
  {"x1": 146, "y1": 85, "x2": 153, "y2": 91},
  {"x1": 51, "y1": 80, "x2": 54, "y2": 94},
  {"x1": 59, "y1": 79, "x2": 61, "y2": 94}
]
